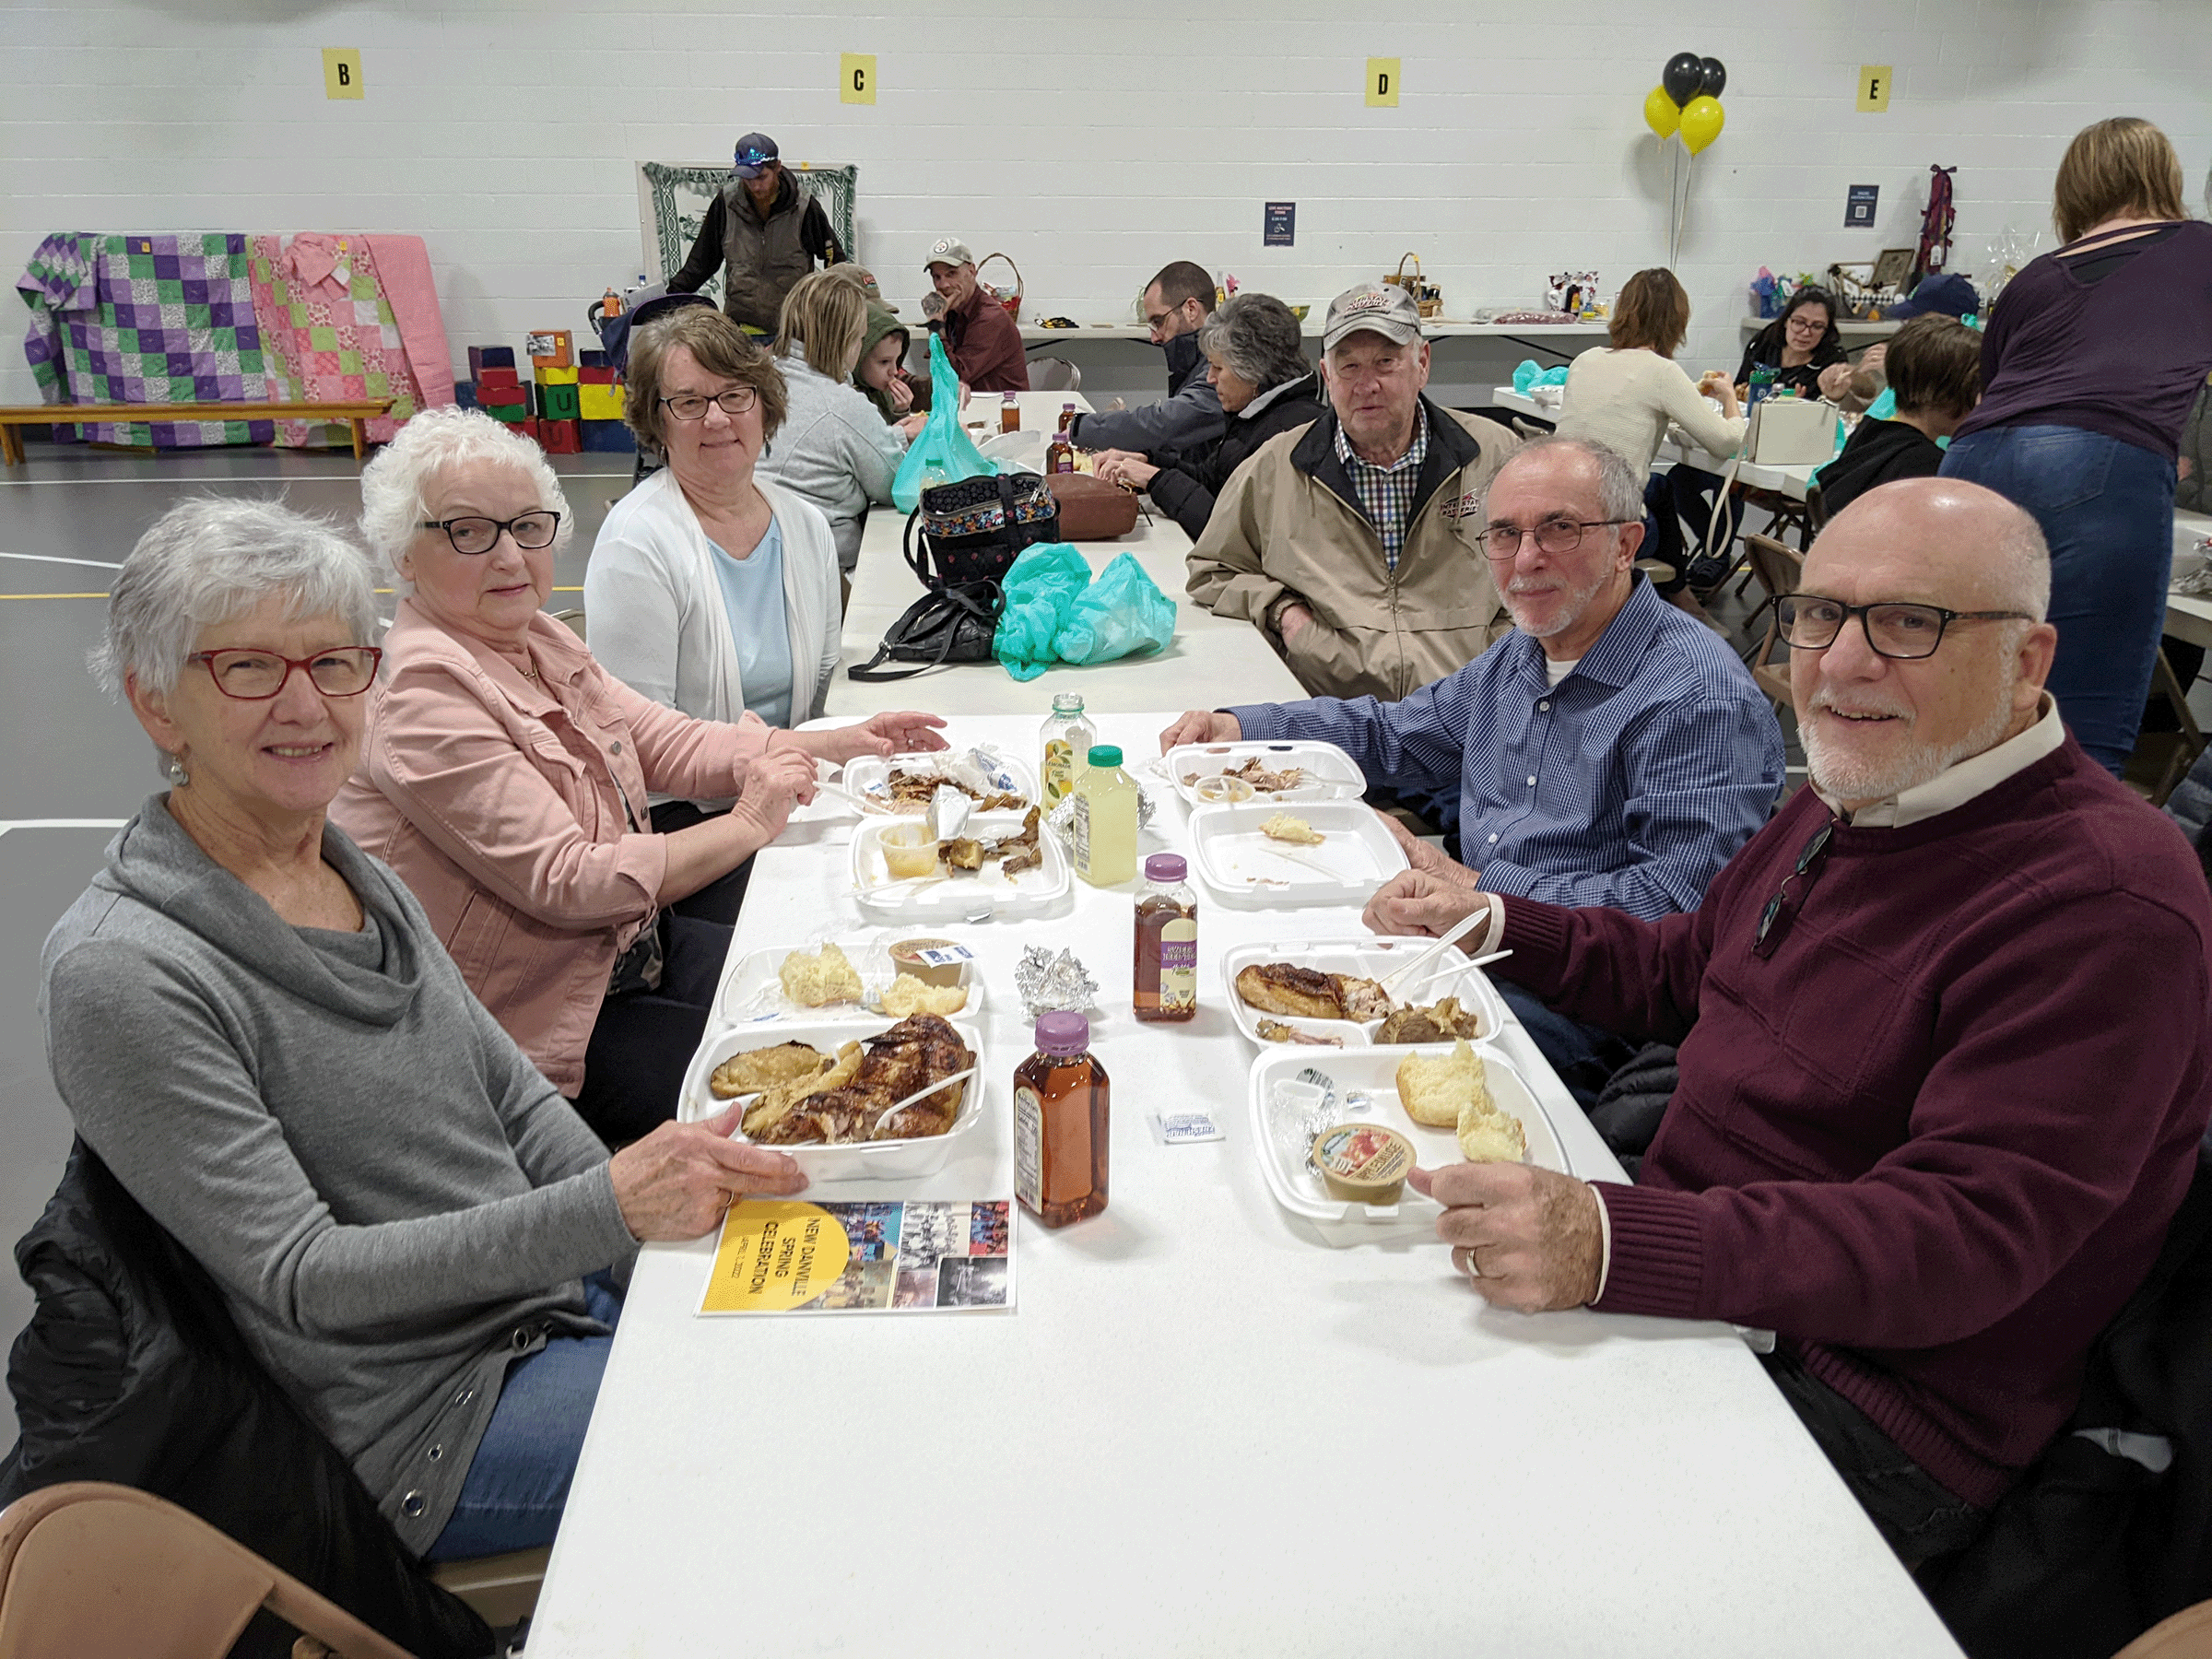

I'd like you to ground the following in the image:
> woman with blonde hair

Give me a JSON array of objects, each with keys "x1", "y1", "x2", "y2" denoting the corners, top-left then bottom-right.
[
  {"x1": 1555, "y1": 266, "x2": 1747, "y2": 582},
  {"x1": 753, "y1": 267, "x2": 921, "y2": 574},
  {"x1": 1940, "y1": 116, "x2": 2212, "y2": 774}
]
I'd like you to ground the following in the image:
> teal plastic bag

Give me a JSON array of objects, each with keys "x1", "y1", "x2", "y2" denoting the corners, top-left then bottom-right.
[
  {"x1": 1055, "y1": 552, "x2": 1177, "y2": 666},
  {"x1": 993, "y1": 543, "x2": 1093, "y2": 681},
  {"x1": 892, "y1": 334, "x2": 997, "y2": 512}
]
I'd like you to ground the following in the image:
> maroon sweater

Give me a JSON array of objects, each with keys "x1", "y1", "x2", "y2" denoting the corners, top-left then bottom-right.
[
  {"x1": 942, "y1": 286, "x2": 1029, "y2": 394},
  {"x1": 1500, "y1": 737, "x2": 2212, "y2": 1507}
]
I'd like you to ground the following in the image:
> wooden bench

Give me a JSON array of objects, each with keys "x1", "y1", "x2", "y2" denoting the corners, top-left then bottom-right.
[{"x1": 0, "y1": 398, "x2": 396, "y2": 466}]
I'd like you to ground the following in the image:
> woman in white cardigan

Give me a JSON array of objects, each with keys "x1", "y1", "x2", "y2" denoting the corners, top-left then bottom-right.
[
  {"x1": 1554, "y1": 267, "x2": 1747, "y2": 587},
  {"x1": 757, "y1": 270, "x2": 924, "y2": 580},
  {"x1": 588, "y1": 307, "x2": 942, "y2": 922}
]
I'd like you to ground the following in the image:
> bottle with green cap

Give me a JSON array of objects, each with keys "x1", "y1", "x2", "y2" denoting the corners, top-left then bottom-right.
[{"x1": 1070, "y1": 743, "x2": 1138, "y2": 886}]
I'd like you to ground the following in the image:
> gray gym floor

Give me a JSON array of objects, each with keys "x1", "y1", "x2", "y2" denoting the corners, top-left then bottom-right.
[{"x1": 0, "y1": 440, "x2": 635, "y2": 1444}]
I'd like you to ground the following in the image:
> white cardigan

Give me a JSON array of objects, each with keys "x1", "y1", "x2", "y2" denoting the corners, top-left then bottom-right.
[
  {"x1": 1555, "y1": 347, "x2": 1749, "y2": 477},
  {"x1": 585, "y1": 469, "x2": 841, "y2": 803}
]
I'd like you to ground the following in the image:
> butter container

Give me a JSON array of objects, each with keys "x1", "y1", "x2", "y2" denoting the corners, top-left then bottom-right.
[
  {"x1": 1311, "y1": 1122, "x2": 1415, "y2": 1205},
  {"x1": 890, "y1": 936, "x2": 970, "y2": 988}
]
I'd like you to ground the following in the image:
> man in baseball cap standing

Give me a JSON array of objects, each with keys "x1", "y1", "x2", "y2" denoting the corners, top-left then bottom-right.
[
  {"x1": 1185, "y1": 282, "x2": 1520, "y2": 701},
  {"x1": 919, "y1": 236, "x2": 1028, "y2": 394},
  {"x1": 666, "y1": 133, "x2": 845, "y2": 334}
]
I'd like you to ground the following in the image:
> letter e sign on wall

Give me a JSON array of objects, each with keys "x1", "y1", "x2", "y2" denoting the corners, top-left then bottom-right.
[
  {"x1": 323, "y1": 48, "x2": 363, "y2": 100},
  {"x1": 1857, "y1": 65, "x2": 1891, "y2": 112},
  {"x1": 841, "y1": 53, "x2": 877, "y2": 105},
  {"x1": 1367, "y1": 58, "x2": 1400, "y2": 107}
]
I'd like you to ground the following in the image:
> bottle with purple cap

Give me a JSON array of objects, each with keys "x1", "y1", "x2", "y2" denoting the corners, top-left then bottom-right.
[
  {"x1": 1013, "y1": 1012, "x2": 1110, "y2": 1228},
  {"x1": 1134, "y1": 853, "x2": 1197, "y2": 1023}
]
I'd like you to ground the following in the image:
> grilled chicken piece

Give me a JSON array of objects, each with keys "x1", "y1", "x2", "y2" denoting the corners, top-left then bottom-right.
[
  {"x1": 943, "y1": 837, "x2": 985, "y2": 871},
  {"x1": 1234, "y1": 962, "x2": 1344, "y2": 1020}
]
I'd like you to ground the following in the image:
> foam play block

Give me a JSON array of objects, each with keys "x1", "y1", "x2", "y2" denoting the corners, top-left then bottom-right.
[
  {"x1": 477, "y1": 367, "x2": 520, "y2": 391},
  {"x1": 519, "y1": 417, "x2": 541, "y2": 443},
  {"x1": 539, "y1": 418, "x2": 582, "y2": 454},
  {"x1": 467, "y1": 345, "x2": 516, "y2": 376},
  {"x1": 580, "y1": 418, "x2": 636, "y2": 452},
  {"x1": 578, "y1": 383, "x2": 626, "y2": 421},
  {"x1": 580, "y1": 349, "x2": 609, "y2": 369},
  {"x1": 477, "y1": 383, "x2": 526, "y2": 409},
  {"x1": 453, "y1": 380, "x2": 478, "y2": 410},
  {"x1": 539, "y1": 382, "x2": 582, "y2": 420},
  {"x1": 486, "y1": 401, "x2": 527, "y2": 424},
  {"x1": 525, "y1": 329, "x2": 573, "y2": 369},
  {"x1": 577, "y1": 365, "x2": 618, "y2": 384},
  {"x1": 534, "y1": 363, "x2": 579, "y2": 386}
]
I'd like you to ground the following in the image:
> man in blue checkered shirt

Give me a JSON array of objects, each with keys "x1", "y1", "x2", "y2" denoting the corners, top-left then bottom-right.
[{"x1": 1163, "y1": 436, "x2": 1784, "y2": 1098}]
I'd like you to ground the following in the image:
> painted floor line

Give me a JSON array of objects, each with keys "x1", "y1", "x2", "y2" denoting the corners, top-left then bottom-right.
[{"x1": 0, "y1": 550, "x2": 124, "y2": 570}]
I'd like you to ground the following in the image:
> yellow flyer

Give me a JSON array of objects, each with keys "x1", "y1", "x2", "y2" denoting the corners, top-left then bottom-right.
[{"x1": 700, "y1": 1198, "x2": 1014, "y2": 1315}]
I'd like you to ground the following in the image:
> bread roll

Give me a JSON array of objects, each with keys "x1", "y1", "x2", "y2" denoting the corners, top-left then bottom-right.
[
  {"x1": 779, "y1": 943, "x2": 863, "y2": 1006},
  {"x1": 880, "y1": 973, "x2": 968, "y2": 1018},
  {"x1": 1395, "y1": 1040, "x2": 1488, "y2": 1127}
]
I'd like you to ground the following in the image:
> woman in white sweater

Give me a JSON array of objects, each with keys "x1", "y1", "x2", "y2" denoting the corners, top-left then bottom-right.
[
  {"x1": 756, "y1": 270, "x2": 924, "y2": 579},
  {"x1": 1555, "y1": 267, "x2": 1747, "y2": 582},
  {"x1": 587, "y1": 306, "x2": 942, "y2": 921}
]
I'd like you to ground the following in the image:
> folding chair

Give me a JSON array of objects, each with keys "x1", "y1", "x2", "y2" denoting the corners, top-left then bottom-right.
[
  {"x1": 0, "y1": 1481, "x2": 414, "y2": 1659},
  {"x1": 1739, "y1": 534, "x2": 1804, "y2": 712},
  {"x1": 1025, "y1": 357, "x2": 1081, "y2": 393}
]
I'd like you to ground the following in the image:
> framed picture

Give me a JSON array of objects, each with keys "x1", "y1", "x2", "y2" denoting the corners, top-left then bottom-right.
[{"x1": 1871, "y1": 247, "x2": 1916, "y2": 289}]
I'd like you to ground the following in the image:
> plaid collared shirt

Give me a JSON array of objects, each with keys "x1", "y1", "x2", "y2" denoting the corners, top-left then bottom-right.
[{"x1": 1334, "y1": 404, "x2": 1430, "y2": 571}]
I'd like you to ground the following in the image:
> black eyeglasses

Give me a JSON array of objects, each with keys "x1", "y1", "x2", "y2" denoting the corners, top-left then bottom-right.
[
  {"x1": 418, "y1": 512, "x2": 562, "y2": 555},
  {"x1": 185, "y1": 646, "x2": 382, "y2": 700},
  {"x1": 1752, "y1": 820, "x2": 1835, "y2": 959},
  {"x1": 1777, "y1": 594, "x2": 2035, "y2": 661},
  {"x1": 1477, "y1": 518, "x2": 1637, "y2": 559},
  {"x1": 660, "y1": 387, "x2": 759, "y2": 422}
]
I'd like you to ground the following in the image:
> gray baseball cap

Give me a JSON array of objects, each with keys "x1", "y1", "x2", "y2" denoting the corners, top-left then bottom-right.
[
  {"x1": 924, "y1": 236, "x2": 976, "y2": 272},
  {"x1": 1322, "y1": 284, "x2": 1424, "y2": 352}
]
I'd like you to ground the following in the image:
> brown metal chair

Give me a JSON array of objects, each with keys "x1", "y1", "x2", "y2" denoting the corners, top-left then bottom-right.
[
  {"x1": 1739, "y1": 534, "x2": 1805, "y2": 712},
  {"x1": 0, "y1": 1482, "x2": 415, "y2": 1659}
]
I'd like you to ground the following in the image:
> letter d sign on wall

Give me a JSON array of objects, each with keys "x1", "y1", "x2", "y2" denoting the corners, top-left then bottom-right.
[
  {"x1": 1367, "y1": 58, "x2": 1400, "y2": 107},
  {"x1": 841, "y1": 53, "x2": 877, "y2": 105}
]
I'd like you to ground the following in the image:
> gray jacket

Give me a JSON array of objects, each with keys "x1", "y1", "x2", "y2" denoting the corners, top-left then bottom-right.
[
  {"x1": 1072, "y1": 331, "x2": 1225, "y2": 453},
  {"x1": 757, "y1": 354, "x2": 907, "y2": 571},
  {"x1": 40, "y1": 797, "x2": 638, "y2": 1554}
]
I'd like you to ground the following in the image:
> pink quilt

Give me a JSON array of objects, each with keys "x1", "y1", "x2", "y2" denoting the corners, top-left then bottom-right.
[
  {"x1": 364, "y1": 235, "x2": 455, "y2": 410},
  {"x1": 246, "y1": 233, "x2": 421, "y2": 446}
]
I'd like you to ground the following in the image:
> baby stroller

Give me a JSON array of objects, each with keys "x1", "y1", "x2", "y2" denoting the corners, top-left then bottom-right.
[{"x1": 589, "y1": 287, "x2": 718, "y2": 485}]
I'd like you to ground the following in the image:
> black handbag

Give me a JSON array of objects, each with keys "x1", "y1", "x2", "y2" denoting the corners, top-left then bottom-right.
[
  {"x1": 848, "y1": 579, "x2": 1005, "y2": 682},
  {"x1": 903, "y1": 471, "x2": 1060, "y2": 590}
]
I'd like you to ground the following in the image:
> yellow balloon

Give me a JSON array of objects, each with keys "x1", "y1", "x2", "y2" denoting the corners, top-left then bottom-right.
[
  {"x1": 1643, "y1": 85, "x2": 1680, "y2": 139},
  {"x1": 1679, "y1": 95, "x2": 1725, "y2": 154}
]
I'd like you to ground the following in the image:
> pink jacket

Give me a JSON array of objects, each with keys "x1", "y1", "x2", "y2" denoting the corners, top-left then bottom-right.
[{"x1": 331, "y1": 600, "x2": 771, "y2": 1095}]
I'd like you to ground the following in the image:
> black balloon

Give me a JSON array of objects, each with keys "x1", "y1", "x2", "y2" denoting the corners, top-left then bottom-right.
[
  {"x1": 1699, "y1": 56, "x2": 1728, "y2": 98},
  {"x1": 1663, "y1": 52, "x2": 1703, "y2": 105}
]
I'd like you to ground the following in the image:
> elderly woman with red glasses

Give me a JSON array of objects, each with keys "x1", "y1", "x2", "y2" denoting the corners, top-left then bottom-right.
[
  {"x1": 332, "y1": 407, "x2": 931, "y2": 1145},
  {"x1": 41, "y1": 496, "x2": 809, "y2": 1564}
]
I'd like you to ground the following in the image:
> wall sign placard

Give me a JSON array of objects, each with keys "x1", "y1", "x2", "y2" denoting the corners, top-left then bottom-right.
[
  {"x1": 1857, "y1": 65, "x2": 1892, "y2": 112},
  {"x1": 840, "y1": 53, "x2": 877, "y2": 104},
  {"x1": 1845, "y1": 184, "x2": 1880, "y2": 228},
  {"x1": 322, "y1": 48, "x2": 363, "y2": 100},
  {"x1": 1265, "y1": 203, "x2": 1296, "y2": 247},
  {"x1": 1367, "y1": 58, "x2": 1400, "y2": 107}
]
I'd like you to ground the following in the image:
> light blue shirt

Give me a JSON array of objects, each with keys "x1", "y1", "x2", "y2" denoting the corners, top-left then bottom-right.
[
  {"x1": 708, "y1": 518, "x2": 794, "y2": 729},
  {"x1": 1230, "y1": 576, "x2": 1785, "y2": 920}
]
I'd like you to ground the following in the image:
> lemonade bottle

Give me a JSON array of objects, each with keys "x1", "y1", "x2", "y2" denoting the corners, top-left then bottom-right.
[
  {"x1": 1070, "y1": 745, "x2": 1138, "y2": 887},
  {"x1": 1040, "y1": 692, "x2": 1096, "y2": 808}
]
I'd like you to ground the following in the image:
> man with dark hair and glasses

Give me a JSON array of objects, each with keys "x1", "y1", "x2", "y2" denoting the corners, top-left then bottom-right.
[
  {"x1": 1370, "y1": 477, "x2": 2212, "y2": 1571},
  {"x1": 1164, "y1": 437, "x2": 1783, "y2": 1094}
]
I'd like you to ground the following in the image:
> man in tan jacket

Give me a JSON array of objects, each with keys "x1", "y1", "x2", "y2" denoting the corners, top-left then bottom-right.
[{"x1": 1186, "y1": 284, "x2": 1520, "y2": 701}]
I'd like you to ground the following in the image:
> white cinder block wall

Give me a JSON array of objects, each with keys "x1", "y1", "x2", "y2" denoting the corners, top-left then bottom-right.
[{"x1": 3, "y1": 0, "x2": 2206, "y2": 407}]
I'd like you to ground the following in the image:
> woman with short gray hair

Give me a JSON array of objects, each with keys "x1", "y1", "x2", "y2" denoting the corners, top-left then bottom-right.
[
  {"x1": 43, "y1": 495, "x2": 807, "y2": 1563},
  {"x1": 1091, "y1": 292, "x2": 1325, "y2": 540}
]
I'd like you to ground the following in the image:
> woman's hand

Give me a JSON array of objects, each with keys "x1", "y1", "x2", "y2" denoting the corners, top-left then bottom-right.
[
  {"x1": 791, "y1": 713, "x2": 950, "y2": 766},
  {"x1": 897, "y1": 413, "x2": 927, "y2": 441},
  {"x1": 608, "y1": 1102, "x2": 806, "y2": 1241},
  {"x1": 730, "y1": 744, "x2": 820, "y2": 841}
]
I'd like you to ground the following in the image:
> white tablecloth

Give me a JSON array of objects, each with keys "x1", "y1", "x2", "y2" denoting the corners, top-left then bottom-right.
[
  {"x1": 828, "y1": 393, "x2": 1304, "y2": 718},
  {"x1": 525, "y1": 712, "x2": 1960, "y2": 1658}
]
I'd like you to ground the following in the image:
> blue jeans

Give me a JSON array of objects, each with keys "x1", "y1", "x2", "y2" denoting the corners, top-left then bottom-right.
[
  {"x1": 1499, "y1": 982, "x2": 1635, "y2": 1111},
  {"x1": 423, "y1": 1272, "x2": 623, "y2": 1562},
  {"x1": 1940, "y1": 424, "x2": 2176, "y2": 775}
]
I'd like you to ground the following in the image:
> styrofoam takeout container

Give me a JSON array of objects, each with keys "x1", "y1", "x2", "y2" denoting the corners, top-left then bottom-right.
[
  {"x1": 841, "y1": 747, "x2": 1038, "y2": 814},
  {"x1": 716, "y1": 936, "x2": 982, "y2": 1030},
  {"x1": 1220, "y1": 937, "x2": 1506, "y2": 1050},
  {"x1": 1186, "y1": 800, "x2": 1408, "y2": 909},
  {"x1": 851, "y1": 815, "x2": 1068, "y2": 923},
  {"x1": 1161, "y1": 739, "x2": 1366, "y2": 807},
  {"x1": 680, "y1": 1016, "x2": 986, "y2": 1182},
  {"x1": 1246, "y1": 1042, "x2": 1568, "y2": 1244}
]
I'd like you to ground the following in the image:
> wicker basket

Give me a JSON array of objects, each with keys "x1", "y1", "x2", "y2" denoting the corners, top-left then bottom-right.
[
  {"x1": 1385, "y1": 253, "x2": 1444, "y2": 319},
  {"x1": 979, "y1": 253, "x2": 1024, "y2": 322}
]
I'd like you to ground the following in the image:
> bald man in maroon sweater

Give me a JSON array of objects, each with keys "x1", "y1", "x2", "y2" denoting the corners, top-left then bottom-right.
[{"x1": 1368, "y1": 477, "x2": 2212, "y2": 1566}]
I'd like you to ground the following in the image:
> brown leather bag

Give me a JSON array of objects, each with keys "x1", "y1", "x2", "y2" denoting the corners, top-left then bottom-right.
[{"x1": 1044, "y1": 472, "x2": 1140, "y2": 540}]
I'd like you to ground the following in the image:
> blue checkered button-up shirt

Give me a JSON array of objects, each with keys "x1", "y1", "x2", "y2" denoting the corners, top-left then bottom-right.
[
  {"x1": 1230, "y1": 576, "x2": 1785, "y2": 919},
  {"x1": 1334, "y1": 405, "x2": 1430, "y2": 571}
]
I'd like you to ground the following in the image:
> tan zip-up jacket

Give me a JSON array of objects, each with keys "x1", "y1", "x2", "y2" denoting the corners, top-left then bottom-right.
[{"x1": 1185, "y1": 399, "x2": 1521, "y2": 702}]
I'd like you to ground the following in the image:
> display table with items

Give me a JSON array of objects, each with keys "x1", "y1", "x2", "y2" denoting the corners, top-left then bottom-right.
[{"x1": 524, "y1": 712, "x2": 1963, "y2": 1658}]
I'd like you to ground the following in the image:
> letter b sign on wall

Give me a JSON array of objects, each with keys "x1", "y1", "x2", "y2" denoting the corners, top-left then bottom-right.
[
  {"x1": 841, "y1": 53, "x2": 877, "y2": 105},
  {"x1": 1367, "y1": 58, "x2": 1400, "y2": 107},
  {"x1": 323, "y1": 48, "x2": 363, "y2": 100}
]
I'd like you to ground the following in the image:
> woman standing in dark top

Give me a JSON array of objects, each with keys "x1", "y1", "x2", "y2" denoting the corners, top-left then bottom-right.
[
  {"x1": 1670, "y1": 288, "x2": 1851, "y2": 583},
  {"x1": 1940, "y1": 117, "x2": 2212, "y2": 774}
]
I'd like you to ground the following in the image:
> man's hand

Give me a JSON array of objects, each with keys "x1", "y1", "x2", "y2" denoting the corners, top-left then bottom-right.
[
  {"x1": 1362, "y1": 868, "x2": 1488, "y2": 940},
  {"x1": 608, "y1": 1102, "x2": 808, "y2": 1241},
  {"x1": 1094, "y1": 451, "x2": 1159, "y2": 488},
  {"x1": 1406, "y1": 1162, "x2": 1602, "y2": 1313},
  {"x1": 1371, "y1": 810, "x2": 1477, "y2": 882},
  {"x1": 1159, "y1": 710, "x2": 1242, "y2": 751},
  {"x1": 1276, "y1": 602, "x2": 1315, "y2": 645}
]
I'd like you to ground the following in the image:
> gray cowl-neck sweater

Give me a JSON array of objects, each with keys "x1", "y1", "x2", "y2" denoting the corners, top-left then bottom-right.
[{"x1": 40, "y1": 795, "x2": 639, "y2": 1553}]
